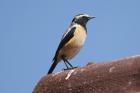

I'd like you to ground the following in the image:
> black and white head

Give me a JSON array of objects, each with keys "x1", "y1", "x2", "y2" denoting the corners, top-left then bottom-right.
[{"x1": 71, "y1": 14, "x2": 95, "y2": 26}]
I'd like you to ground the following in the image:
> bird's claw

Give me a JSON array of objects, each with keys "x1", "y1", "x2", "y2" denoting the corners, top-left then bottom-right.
[{"x1": 63, "y1": 66, "x2": 78, "y2": 71}]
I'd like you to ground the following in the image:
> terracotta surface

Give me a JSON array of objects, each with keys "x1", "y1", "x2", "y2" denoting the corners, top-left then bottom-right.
[{"x1": 33, "y1": 55, "x2": 140, "y2": 93}]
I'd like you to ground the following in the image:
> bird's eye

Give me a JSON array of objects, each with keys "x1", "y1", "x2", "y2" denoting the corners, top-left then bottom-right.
[{"x1": 82, "y1": 16, "x2": 86, "y2": 19}]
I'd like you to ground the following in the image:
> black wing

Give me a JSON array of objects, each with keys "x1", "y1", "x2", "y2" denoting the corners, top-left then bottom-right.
[{"x1": 53, "y1": 27, "x2": 76, "y2": 60}]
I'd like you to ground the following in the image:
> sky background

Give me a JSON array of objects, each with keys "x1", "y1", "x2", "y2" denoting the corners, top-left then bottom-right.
[{"x1": 0, "y1": 0, "x2": 140, "y2": 93}]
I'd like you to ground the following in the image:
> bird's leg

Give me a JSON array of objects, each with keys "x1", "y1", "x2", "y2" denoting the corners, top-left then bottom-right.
[
  {"x1": 62, "y1": 57, "x2": 77, "y2": 70},
  {"x1": 64, "y1": 61, "x2": 69, "y2": 69},
  {"x1": 65, "y1": 59, "x2": 73, "y2": 68},
  {"x1": 65, "y1": 60, "x2": 78, "y2": 69},
  {"x1": 62, "y1": 58, "x2": 70, "y2": 70}
]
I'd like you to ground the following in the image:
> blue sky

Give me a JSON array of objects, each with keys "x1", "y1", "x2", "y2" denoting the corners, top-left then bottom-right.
[{"x1": 0, "y1": 0, "x2": 140, "y2": 93}]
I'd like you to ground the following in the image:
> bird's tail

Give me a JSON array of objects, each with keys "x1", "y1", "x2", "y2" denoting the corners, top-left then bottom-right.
[{"x1": 47, "y1": 59, "x2": 58, "y2": 74}]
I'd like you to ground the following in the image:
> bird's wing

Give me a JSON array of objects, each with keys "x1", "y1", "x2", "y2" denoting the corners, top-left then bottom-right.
[{"x1": 53, "y1": 26, "x2": 76, "y2": 60}]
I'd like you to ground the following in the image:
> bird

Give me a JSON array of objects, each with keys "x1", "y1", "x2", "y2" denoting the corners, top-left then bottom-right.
[{"x1": 47, "y1": 13, "x2": 95, "y2": 74}]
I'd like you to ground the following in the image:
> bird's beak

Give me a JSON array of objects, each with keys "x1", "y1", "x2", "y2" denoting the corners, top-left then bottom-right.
[{"x1": 89, "y1": 16, "x2": 96, "y2": 19}]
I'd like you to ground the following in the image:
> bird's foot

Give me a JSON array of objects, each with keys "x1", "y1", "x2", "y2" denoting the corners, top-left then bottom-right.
[{"x1": 63, "y1": 66, "x2": 78, "y2": 71}]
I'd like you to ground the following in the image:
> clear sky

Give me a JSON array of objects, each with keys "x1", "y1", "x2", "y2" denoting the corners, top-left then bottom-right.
[{"x1": 0, "y1": 0, "x2": 140, "y2": 93}]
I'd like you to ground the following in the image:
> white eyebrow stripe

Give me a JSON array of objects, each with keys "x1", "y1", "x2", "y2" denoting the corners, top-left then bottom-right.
[{"x1": 75, "y1": 14, "x2": 90, "y2": 19}]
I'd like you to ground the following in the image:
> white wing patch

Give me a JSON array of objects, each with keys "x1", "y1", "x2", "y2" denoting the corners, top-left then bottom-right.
[{"x1": 61, "y1": 24, "x2": 80, "y2": 40}]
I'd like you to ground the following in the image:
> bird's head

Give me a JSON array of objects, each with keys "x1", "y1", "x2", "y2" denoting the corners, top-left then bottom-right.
[{"x1": 72, "y1": 14, "x2": 95, "y2": 26}]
